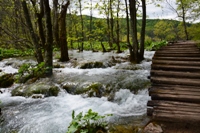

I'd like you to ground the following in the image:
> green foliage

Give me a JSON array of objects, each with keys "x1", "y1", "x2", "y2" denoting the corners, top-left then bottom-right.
[
  {"x1": 145, "y1": 40, "x2": 168, "y2": 51},
  {"x1": 67, "y1": 109, "x2": 112, "y2": 133},
  {"x1": 0, "y1": 48, "x2": 34, "y2": 59},
  {"x1": 16, "y1": 62, "x2": 47, "y2": 83}
]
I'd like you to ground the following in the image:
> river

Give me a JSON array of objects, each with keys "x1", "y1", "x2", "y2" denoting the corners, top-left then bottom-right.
[{"x1": 0, "y1": 50, "x2": 155, "y2": 133}]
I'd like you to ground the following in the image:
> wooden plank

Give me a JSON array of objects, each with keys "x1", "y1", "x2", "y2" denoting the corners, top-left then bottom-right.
[
  {"x1": 152, "y1": 60, "x2": 200, "y2": 66},
  {"x1": 156, "y1": 50, "x2": 200, "y2": 55},
  {"x1": 152, "y1": 111, "x2": 200, "y2": 122},
  {"x1": 149, "y1": 86, "x2": 200, "y2": 92},
  {"x1": 153, "y1": 57, "x2": 200, "y2": 61},
  {"x1": 147, "y1": 100, "x2": 200, "y2": 108},
  {"x1": 151, "y1": 83, "x2": 200, "y2": 90},
  {"x1": 154, "y1": 53, "x2": 200, "y2": 57},
  {"x1": 151, "y1": 64, "x2": 200, "y2": 71},
  {"x1": 151, "y1": 93, "x2": 200, "y2": 103},
  {"x1": 149, "y1": 88, "x2": 200, "y2": 96},
  {"x1": 151, "y1": 77, "x2": 200, "y2": 86},
  {"x1": 154, "y1": 106, "x2": 200, "y2": 113},
  {"x1": 151, "y1": 70, "x2": 200, "y2": 78}
]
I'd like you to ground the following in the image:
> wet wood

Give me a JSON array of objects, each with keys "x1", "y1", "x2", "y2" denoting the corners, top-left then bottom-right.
[
  {"x1": 151, "y1": 70, "x2": 200, "y2": 78},
  {"x1": 148, "y1": 41, "x2": 200, "y2": 123}
]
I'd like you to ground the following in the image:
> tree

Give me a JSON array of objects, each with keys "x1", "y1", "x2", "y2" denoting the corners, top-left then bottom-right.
[
  {"x1": 21, "y1": 0, "x2": 44, "y2": 63},
  {"x1": 78, "y1": 0, "x2": 84, "y2": 51},
  {"x1": 165, "y1": 0, "x2": 200, "y2": 40},
  {"x1": 43, "y1": 0, "x2": 53, "y2": 76},
  {"x1": 129, "y1": 0, "x2": 146, "y2": 62},
  {"x1": 59, "y1": 1, "x2": 70, "y2": 62}
]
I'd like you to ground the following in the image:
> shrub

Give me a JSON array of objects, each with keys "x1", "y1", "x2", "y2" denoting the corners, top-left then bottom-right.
[{"x1": 67, "y1": 109, "x2": 112, "y2": 133}]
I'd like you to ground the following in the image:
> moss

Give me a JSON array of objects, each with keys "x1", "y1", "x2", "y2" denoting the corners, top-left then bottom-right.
[
  {"x1": 49, "y1": 86, "x2": 60, "y2": 96},
  {"x1": 0, "y1": 74, "x2": 14, "y2": 88},
  {"x1": 11, "y1": 83, "x2": 60, "y2": 97},
  {"x1": 80, "y1": 61, "x2": 105, "y2": 69},
  {"x1": 76, "y1": 82, "x2": 103, "y2": 97},
  {"x1": 11, "y1": 86, "x2": 25, "y2": 96}
]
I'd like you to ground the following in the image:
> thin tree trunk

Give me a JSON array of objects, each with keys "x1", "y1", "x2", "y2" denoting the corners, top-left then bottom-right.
[
  {"x1": 89, "y1": 0, "x2": 93, "y2": 50},
  {"x1": 109, "y1": 0, "x2": 114, "y2": 46},
  {"x1": 21, "y1": 0, "x2": 43, "y2": 63},
  {"x1": 53, "y1": 0, "x2": 59, "y2": 47},
  {"x1": 100, "y1": 41, "x2": 106, "y2": 52},
  {"x1": 129, "y1": 0, "x2": 139, "y2": 62},
  {"x1": 180, "y1": 0, "x2": 189, "y2": 40},
  {"x1": 139, "y1": 0, "x2": 146, "y2": 60},
  {"x1": 125, "y1": 0, "x2": 133, "y2": 61},
  {"x1": 59, "y1": 1, "x2": 70, "y2": 62},
  {"x1": 78, "y1": 0, "x2": 84, "y2": 51},
  {"x1": 116, "y1": 0, "x2": 121, "y2": 53},
  {"x1": 43, "y1": 0, "x2": 53, "y2": 76}
]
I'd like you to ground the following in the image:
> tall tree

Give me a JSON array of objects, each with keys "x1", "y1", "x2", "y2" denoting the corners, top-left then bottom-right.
[
  {"x1": 21, "y1": 0, "x2": 43, "y2": 63},
  {"x1": 43, "y1": 0, "x2": 53, "y2": 76},
  {"x1": 139, "y1": 0, "x2": 146, "y2": 60},
  {"x1": 129, "y1": 0, "x2": 146, "y2": 62},
  {"x1": 115, "y1": 0, "x2": 121, "y2": 53},
  {"x1": 52, "y1": 0, "x2": 59, "y2": 47},
  {"x1": 78, "y1": 0, "x2": 84, "y2": 51},
  {"x1": 59, "y1": 1, "x2": 70, "y2": 62}
]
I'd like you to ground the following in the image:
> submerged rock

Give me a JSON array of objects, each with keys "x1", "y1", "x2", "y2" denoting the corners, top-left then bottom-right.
[
  {"x1": 79, "y1": 61, "x2": 106, "y2": 69},
  {"x1": 0, "y1": 73, "x2": 14, "y2": 88},
  {"x1": 11, "y1": 81, "x2": 60, "y2": 97},
  {"x1": 61, "y1": 81, "x2": 109, "y2": 98}
]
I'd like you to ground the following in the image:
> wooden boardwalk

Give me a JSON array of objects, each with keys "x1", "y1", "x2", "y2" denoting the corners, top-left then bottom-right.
[{"x1": 147, "y1": 41, "x2": 200, "y2": 123}]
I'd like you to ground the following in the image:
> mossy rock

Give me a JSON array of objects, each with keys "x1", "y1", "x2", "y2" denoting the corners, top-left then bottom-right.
[
  {"x1": 79, "y1": 61, "x2": 105, "y2": 69},
  {"x1": 11, "y1": 82, "x2": 60, "y2": 97},
  {"x1": 62, "y1": 82, "x2": 78, "y2": 94},
  {"x1": 75, "y1": 82, "x2": 105, "y2": 97},
  {"x1": 0, "y1": 74, "x2": 14, "y2": 88}
]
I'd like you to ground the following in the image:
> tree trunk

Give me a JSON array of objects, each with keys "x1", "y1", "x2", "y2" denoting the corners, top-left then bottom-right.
[
  {"x1": 116, "y1": 0, "x2": 121, "y2": 53},
  {"x1": 125, "y1": 0, "x2": 132, "y2": 61},
  {"x1": 100, "y1": 41, "x2": 107, "y2": 52},
  {"x1": 129, "y1": 0, "x2": 139, "y2": 62},
  {"x1": 78, "y1": 0, "x2": 84, "y2": 51},
  {"x1": 89, "y1": 0, "x2": 93, "y2": 50},
  {"x1": 59, "y1": 1, "x2": 70, "y2": 62},
  {"x1": 43, "y1": 0, "x2": 53, "y2": 76},
  {"x1": 109, "y1": 0, "x2": 114, "y2": 47},
  {"x1": 53, "y1": 0, "x2": 59, "y2": 47},
  {"x1": 180, "y1": 0, "x2": 189, "y2": 40},
  {"x1": 139, "y1": 0, "x2": 146, "y2": 60},
  {"x1": 21, "y1": 0, "x2": 43, "y2": 63}
]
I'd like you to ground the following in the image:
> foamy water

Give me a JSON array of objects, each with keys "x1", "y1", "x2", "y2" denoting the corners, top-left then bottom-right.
[{"x1": 0, "y1": 51, "x2": 154, "y2": 133}]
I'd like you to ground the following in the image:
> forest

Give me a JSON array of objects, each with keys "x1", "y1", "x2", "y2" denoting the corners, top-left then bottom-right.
[{"x1": 0, "y1": 0, "x2": 200, "y2": 132}]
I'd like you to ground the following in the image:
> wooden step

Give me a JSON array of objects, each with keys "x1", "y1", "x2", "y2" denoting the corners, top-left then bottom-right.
[
  {"x1": 151, "y1": 64, "x2": 200, "y2": 71},
  {"x1": 156, "y1": 51, "x2": 200, "y2": 54},
  {"x1": 152, "y1": 60, "x2": 200, "y2": 66},
  {"x1": 151, "y1": 77, "x2": 200, "y2": 86},
  {"x1": 149, "y1": 88, "x2": 200, "y2": 96},
  {"x1": 154, "y1": 53, "x2": 200, "y2": 57},
  {"x1": 151, "y1": 70, "x2": 200, "y2": 78},
  {"x1": 147, "y1": 100, "x2": 200, "y2": 108},
  {"x1": 152, "y1": 110, "x2": 200, "y2": 122},
  {"x1": 151, "y1": 93, "x2": 200, "y2": 103},
  {"x1": 153, "y1": 57, "x2": 200, "y2": 61},
  {"x1": 149, "y1": 86, "x2": 200, "y2": 93},
  {"x1": 151, "y1": 84, "x2": 200, "y2": 91}
]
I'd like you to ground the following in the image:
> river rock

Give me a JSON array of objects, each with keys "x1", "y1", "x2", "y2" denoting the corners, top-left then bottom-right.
[
  {"x1": 79, "y1": 61, "x2": 106, "y2": 69},
  {"x1": 11, "y1": 82, "x2": 60, "y2": 97},
  {"x1": 76, "y1": 82, "x2": 105, "y2": 97},
  {"x1": 0, "y1": 73, "x2": 14, "y2": 88},
  {"x1": 143, "y1": 123, "x2": 163, "y2": 133}
]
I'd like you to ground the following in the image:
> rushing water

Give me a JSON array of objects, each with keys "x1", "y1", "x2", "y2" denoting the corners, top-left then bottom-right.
[{"x1": 0, "y1": 50, "x2": 155, "y2": 133}]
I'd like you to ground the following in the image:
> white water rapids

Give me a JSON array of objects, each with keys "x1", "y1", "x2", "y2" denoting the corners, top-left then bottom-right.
[{"x1": 0, "y1": 51, "x2": 155, "y2": 133}]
